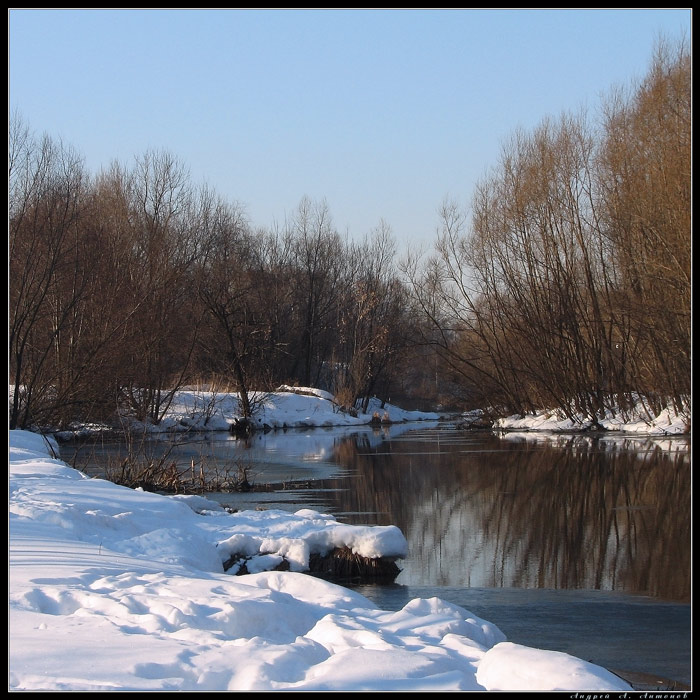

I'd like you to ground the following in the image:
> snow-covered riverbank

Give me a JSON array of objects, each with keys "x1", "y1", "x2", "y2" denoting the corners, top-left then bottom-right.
[
  {"x1": 492, "y1": 401, "x2": 688, "y2": 434},
  {"x1": 9, "y1": 428, "x2": 634, "y2": 691},
  {"x1": 48, "y1": 385, "x2": 688, "y2": 441}
]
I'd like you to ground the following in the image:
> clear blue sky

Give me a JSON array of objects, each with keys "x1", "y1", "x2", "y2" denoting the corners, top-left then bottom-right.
[{"x1": 9, "y1": 8, "x2": 691, "y2": 250}]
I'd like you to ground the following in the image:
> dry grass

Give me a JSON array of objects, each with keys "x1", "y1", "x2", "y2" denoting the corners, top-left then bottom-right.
[{"x1": 104, "y1": 454, "x2": 255, "y2": 494}]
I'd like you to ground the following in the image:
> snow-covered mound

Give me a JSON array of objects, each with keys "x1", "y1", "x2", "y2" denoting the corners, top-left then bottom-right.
[{"x1": 93, "y1": 387, "x2": 442, "y2": 435}]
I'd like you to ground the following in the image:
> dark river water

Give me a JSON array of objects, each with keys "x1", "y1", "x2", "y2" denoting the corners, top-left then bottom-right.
[{"x1": 59, "y1": 422, "x2": 691, "y2": 686}]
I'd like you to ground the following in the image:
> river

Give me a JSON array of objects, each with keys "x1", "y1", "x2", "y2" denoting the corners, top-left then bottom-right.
[{"x1": 59, "y1": 422, "x2": 691, "y2": 687}]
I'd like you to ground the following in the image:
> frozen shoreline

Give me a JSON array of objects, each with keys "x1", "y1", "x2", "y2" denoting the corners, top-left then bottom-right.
[{"x1": 33, "y1": 386, "x2": 689, "y2": 442}]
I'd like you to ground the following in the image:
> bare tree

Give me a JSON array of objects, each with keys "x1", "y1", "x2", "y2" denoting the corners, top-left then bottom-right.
[
  {"x1": 597, "y1": 35, "x2": 691, "y2": 413},
  {"x1": 195, "y1": 195, "x2": 265, "y2": 421},
  {"x1": 288, "y1": 197, "x2": 345, "y2": 387},
  {"x1": 9, "y1": 119, "x2": 91, "y2": 428},
  {"x1": 112, "y1": 150, "x2": 204, "y2": 423},
  {"x1": 337, "y1": 221, "x2": 409, "y2": 411}
]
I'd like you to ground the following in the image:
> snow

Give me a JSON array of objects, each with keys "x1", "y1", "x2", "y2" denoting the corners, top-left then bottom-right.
[
  {"x1": 491, "y1": 398, "x2": 690, "y2": 435},
  {"x1": 46, "y1": 385, "x2": 689, "y2": 443},
  {"x1": 9, "y1": 428, "x2": 634, "y2": 691},
  {"x1": 128, "y1": 387, "x2": 442, "y2": 435}
]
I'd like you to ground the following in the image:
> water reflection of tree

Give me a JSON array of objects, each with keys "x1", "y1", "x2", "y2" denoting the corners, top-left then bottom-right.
[{"x1": 324, "y1": 433, "x2": 689, "y2": 602}]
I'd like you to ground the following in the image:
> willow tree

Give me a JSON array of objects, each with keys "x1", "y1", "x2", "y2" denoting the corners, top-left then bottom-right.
[
  {"x1": 597, "y1": 36, "x2": 691, "y2": 413},
  {"x1": 405, "y1": 35, "x2": 690, "y2": 422}
]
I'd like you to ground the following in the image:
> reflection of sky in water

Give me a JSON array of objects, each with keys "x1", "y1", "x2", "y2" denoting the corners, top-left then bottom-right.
[
  {"x1": 60, "y1": 424, "x2": 689, "y2": 602},
  {"x1": 499, "y1": 430, "x2": 690, "y2": 457},
  {"x1": 222, "y1": 422, "x2": 437, "y2": 453},
  {"x1": 61, "y1": 422, "x2": 442, "y2": 484}
]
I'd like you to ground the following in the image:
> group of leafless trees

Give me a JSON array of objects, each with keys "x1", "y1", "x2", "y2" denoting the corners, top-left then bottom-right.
[
  {"x1": 9, "y1": 37, "x2": 690, "y2": 431},
  {"x1": 9, "y1": 132, "x2": 417, "y2": 429},
  {"x1": 404, "y1": 37, "x2": 690, "y2": 423}
]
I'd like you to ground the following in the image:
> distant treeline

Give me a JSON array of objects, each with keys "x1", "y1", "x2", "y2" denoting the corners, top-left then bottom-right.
[{"x1": 9, "y1": 37, "x2": 689, "y2": 430}]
